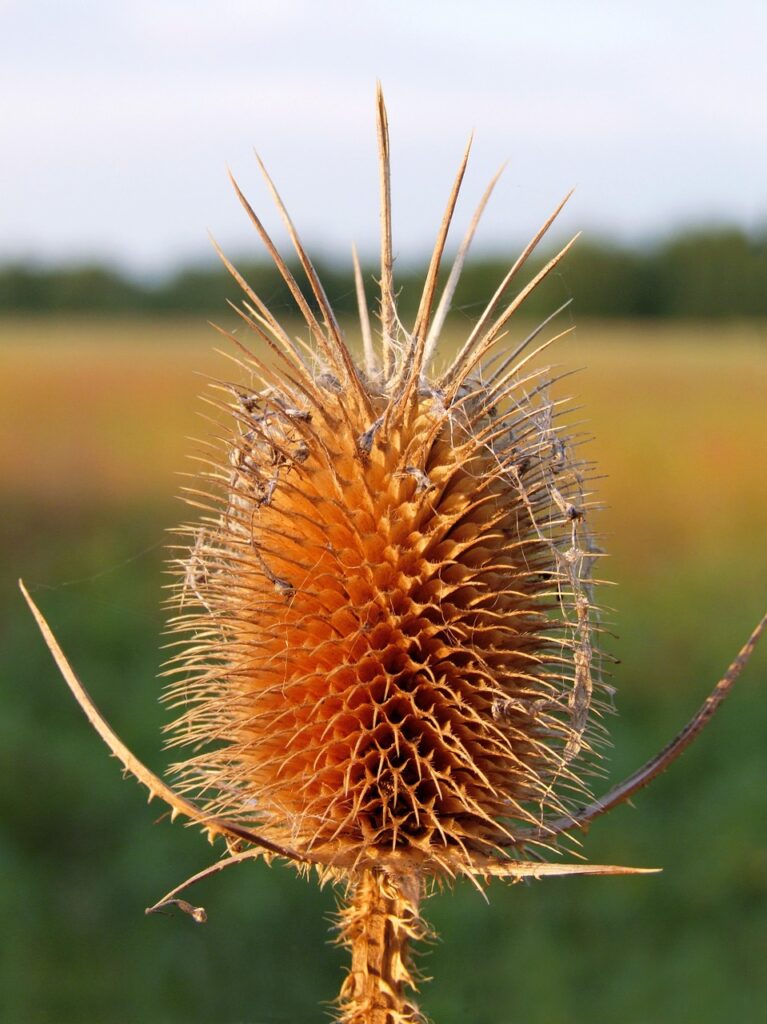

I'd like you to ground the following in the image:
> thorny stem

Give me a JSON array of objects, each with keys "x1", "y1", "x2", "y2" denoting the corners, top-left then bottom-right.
[{"x1": 337, "y1": 869, "x2": 426, "y2": 1024}]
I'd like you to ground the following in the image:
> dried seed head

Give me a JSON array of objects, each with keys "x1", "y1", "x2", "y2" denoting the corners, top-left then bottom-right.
[{"x1": 165, "y1": 126, "x2": 604, "y2": 882}]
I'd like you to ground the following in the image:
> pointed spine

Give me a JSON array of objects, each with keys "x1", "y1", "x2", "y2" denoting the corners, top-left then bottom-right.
[
  {"x1": 440, "y1": 189, "x2": 574, "y2": 389},
  {"x1": 252, "y1": 153, "x2": 374, "y2": 416},
  {"x1": 422, "y1": 162, "x2": 506, "y2": 370},
  {"x1": 376, "y1": 83, "x2": 395, "y2": 378}
]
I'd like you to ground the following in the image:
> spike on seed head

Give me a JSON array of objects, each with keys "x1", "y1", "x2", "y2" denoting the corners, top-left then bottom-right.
[{"x1": 21, "y1": 87, "x2": 765, "y2": 1024}]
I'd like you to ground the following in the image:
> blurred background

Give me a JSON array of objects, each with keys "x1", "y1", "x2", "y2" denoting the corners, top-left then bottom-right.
[{"x1": 2, "y1": 2, "x2": 766, "y2": 1022}]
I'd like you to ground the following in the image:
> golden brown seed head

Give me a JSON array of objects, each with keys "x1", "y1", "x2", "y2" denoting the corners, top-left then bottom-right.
[{"x1": 162, "y1": 92, "x2": 605, "y2": 882}]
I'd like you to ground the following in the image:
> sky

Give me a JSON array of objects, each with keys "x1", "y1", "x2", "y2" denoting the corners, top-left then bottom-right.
[{"x1": 2, "y1": 0, "x2": 766, "y2": 272}]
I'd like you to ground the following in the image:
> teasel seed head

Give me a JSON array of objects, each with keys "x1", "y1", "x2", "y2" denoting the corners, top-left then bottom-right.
[{"x1": 164, "y1": 122, "x2": 602, "y2": 881}]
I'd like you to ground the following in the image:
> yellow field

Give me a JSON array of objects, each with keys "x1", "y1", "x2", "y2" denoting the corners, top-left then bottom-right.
[{"x1": 2, "y1": 316, "x2": 764, "y2": 578}]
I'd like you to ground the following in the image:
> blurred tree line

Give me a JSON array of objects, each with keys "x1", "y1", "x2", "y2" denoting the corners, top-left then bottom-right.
[{"x1": 1, "y1": 226, "x2": 765, "y2": 319}]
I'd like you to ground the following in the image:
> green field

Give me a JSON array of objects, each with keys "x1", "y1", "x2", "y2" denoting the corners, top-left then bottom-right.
[{"x1": 2, "y1": 316, "x2": 766, "y2": 1023}]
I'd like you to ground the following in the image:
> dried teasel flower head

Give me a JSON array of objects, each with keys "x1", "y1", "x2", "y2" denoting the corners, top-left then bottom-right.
[
  {"x1": 21, "y1": 87, "x2": 765, "y2": 1024},
  {"x1": 168, "y1": 202, "x2": 601, "y2": 875}
]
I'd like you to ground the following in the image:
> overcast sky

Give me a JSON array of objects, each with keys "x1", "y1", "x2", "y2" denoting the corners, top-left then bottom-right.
[{"x1": 2, "y1": 1, "x2": 766, "y2": 272}]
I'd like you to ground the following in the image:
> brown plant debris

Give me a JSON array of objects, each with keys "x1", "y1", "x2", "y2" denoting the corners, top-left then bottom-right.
[{"x1": 21, "y1": 84, "x2": 765, "y2": 1024}]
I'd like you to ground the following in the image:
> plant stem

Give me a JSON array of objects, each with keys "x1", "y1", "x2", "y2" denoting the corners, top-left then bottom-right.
[{"x1": 337, "y1": 867, "x2": 425, "y2": 1024}]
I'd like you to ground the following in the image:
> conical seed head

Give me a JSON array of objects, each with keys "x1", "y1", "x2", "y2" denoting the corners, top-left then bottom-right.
[{"x1": 166, "y1": 349, "x2": 605, "y2": 874}]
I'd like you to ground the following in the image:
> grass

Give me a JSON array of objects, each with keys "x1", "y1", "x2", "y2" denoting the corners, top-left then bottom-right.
[{"x1": 2, "y1": 315, "x2": 765, "y2": 1023}]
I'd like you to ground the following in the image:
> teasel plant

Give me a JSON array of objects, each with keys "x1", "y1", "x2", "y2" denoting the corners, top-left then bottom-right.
[{"x1": 21, "y1": 86, "x2": 765, "y2": 1024}]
